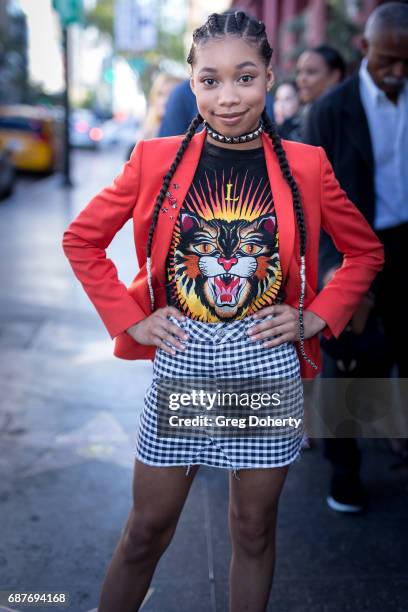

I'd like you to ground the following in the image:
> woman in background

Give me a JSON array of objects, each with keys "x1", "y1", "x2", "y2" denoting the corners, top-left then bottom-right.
[
  {"x1": 141, "y1": 72, "x2": 183, "y2": 140},
  {"x1": 273, "y1": 79, "x2": 302, "y2": 142},
  {"x1": 127, "y1": 72, "x2": 182, "y2": 159},
  {"x1": 296, "y1": 45, "x2": 346, "y2": 134}
]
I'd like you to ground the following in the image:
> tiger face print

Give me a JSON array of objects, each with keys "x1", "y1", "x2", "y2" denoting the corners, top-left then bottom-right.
[{"x1": 171, "y1": 209, "x2": 282, "y2": 321}]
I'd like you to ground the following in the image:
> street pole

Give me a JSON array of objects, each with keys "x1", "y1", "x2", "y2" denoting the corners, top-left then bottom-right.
[{"x1": 62, "y1": 24, "x2": 73, "y2": 187}]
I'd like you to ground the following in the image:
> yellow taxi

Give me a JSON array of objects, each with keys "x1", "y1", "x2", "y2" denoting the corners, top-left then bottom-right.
[{"x1": 0, "y1": 105, "x2": 62, "y2": 173}]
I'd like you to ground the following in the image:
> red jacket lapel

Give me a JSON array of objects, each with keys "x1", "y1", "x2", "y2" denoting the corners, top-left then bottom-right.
[{"x1": 151, "y1": 128, "x2": 207, "y2": 290}]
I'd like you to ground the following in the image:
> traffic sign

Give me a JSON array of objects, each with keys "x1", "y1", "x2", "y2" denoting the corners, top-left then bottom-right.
[
  {"x1": 52, "y1": 0, "x2": 84, "y2": 27},
  {"x1": 114, "y1": 0, "x2": 157, "y2": 53}
]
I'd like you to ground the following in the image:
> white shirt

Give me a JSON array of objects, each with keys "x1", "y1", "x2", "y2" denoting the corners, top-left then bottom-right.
[{"x1": 359, "y1": 57, "x2": 408, "y2": 230}]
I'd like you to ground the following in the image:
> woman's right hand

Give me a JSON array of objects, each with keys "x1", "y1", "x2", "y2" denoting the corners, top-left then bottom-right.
[{"x1": 125, "y1": 306, "x2": 189, "y2": 356}]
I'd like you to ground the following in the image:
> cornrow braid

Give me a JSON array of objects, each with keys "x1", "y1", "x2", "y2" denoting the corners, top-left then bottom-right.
[
  {"x1": 146, "y1": 112, "x2": 203, "y2": 312},
  {"x1": 187, "y1": 11, "x2": 273, "y2": 67},
  {"x1": 233, "y1": 10, "x2": 247, "y2": 31},
  {"x1": 261, "y1": 109, "x2": 317, "y2": 370}
]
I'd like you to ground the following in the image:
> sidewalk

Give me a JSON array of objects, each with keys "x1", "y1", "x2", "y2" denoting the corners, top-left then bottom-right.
[{"x1": 0, "y1": 152, "x2": 407, "y2": 612}]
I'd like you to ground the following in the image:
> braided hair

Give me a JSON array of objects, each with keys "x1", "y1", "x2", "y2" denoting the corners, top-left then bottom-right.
[
  {"x1": 145, "y1": 10, "x2": 317, "y2": 369},
  {"x1": 260, "y1": 110, "x2": 315, "y2": 368}
]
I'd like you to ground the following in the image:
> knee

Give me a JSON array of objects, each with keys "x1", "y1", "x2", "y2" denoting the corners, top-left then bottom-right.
[
  {"x1": 229, "y1": 507, "x2": 277, "y2": 558},
  {"x1": 121, "y1": 509, "x2": 176, "y2": 563}
]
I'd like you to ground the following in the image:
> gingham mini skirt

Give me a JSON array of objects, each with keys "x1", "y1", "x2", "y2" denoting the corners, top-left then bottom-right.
[{"x1": 135, "y1": 314, "x2": 306, "y2": 478}]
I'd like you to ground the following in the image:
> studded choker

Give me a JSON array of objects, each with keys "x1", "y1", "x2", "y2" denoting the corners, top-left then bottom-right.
[{"x1": 204, "y1": 120, "x2": 264, "y2": 144}]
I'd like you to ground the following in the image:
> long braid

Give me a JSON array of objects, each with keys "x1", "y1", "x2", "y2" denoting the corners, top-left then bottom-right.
[
  {"x1": 261, "y1": 110, "x2": 317, "y2": 369},
  {"x1": 146, "y1": 112, "x2": 203, "y2": 311}
]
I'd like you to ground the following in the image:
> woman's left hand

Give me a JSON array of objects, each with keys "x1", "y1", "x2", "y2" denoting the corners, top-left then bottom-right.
[{"x1": 247, "y1": 304, "x2": 327, "y2": 348}]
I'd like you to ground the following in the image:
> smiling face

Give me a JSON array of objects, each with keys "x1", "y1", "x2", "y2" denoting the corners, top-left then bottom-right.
[
  {"x1": 296, "y1": 51, "x2": 341, "y2": 104},
  {"x1": 189, "y1": 36, "x2": 274, "y2": 148}
]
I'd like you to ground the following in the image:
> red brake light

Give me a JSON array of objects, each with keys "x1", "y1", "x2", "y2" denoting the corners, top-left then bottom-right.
[{"x1": 89, "y1": 127, "x2": 103, "y2": 141}]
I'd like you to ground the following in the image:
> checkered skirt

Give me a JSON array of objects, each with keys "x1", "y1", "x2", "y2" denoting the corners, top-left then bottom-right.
[{"x1": 135, "y1": 314, "x2": 306, "y2": 478}]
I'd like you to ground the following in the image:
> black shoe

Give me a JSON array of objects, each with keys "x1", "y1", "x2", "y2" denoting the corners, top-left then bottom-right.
[{"x1": 326, "y1": 472, "x2": 368, "y2": 513}]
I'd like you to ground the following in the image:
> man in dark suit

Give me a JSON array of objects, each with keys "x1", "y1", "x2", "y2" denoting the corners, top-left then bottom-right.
[{"x1": 304, "y1": 2, "x2": 408, "y2": 513}]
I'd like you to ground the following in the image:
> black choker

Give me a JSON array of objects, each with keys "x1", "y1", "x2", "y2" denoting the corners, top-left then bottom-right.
[{"x1": 204, "y1": 120, "x2": 264, "y2": 144}]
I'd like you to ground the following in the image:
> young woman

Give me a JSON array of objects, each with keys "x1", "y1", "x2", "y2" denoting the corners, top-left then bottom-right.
[
  {"x1": 274, "y1": 79, "x2": 300, "y2": 125},
  {"x1": 140, "y1": 72, "x2": 183, "y2": 140},
  {"x1": 62, "y1": 12, "x2": 384, "y2": 612},
  {"x1": 296, "y1": 44, "x2": 346, "y2": 106},
  {"x1": 273, "y1": 79, "x2": 302, "y2": 141}
]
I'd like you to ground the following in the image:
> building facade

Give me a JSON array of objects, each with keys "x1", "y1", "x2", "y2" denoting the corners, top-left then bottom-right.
[
  {"x1": 230, "y1": 0, "x2": 385, "y2": 73},
  {"x1": 0, "y1": 0, "x2": 28, "y2": 104}
]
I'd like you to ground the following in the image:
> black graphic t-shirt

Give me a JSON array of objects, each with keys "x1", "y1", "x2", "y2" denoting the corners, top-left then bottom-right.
[{"x1": 165, "y1": 140, "x2": 283, "y2": 322}]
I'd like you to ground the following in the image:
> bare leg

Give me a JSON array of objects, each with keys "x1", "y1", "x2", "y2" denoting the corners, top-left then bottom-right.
[
  {"x1": 228, "y1": 465, "x2": 290, "y2": 612},
  {"x1": 98, "y1": 459, "x2": 200, "y2": 612}
]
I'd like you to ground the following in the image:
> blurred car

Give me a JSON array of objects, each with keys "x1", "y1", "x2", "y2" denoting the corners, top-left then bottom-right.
[
  {"x1": 101, "y1": 115, "x2": 141, "y2": 148},
  {"x1": 0, "y1": 147, "x2": 15, "y2": 199},
  {"x1": 0, "y1": 105, "x2": 62, "y2": 173},
  {"x1": 99, "y1": 117, "x2": 121, "y2": 146},
  {"x1": 70, "y1": 109, "x2": 104, "y2": 149}
]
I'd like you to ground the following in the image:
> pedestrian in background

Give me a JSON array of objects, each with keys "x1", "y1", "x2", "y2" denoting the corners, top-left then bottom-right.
[
  {"x1": 127, "y1": 72, "x2": 182, "y2": 159},
  {"x1": 274, "y1": 79, "x2": 302, "y2": 141},
  {"x1": 304, "y1": 1, "x2": 408, "y2": 514},
  {"x1": 140, "y1": 72, "x2": 183, "y2": 140},
  {"x1": 296, "y1": 44, "x2": 346, "y2": 135}
]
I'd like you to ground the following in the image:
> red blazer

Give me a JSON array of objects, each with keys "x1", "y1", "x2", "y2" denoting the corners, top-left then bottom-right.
[{"x1": 62, "y1": 128, "x2": 384, "y2": 379}]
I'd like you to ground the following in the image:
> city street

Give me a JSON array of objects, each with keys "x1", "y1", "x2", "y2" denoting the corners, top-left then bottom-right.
[{"x1": 0, "y1": 147, "x2": 407, "y2": 612}]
